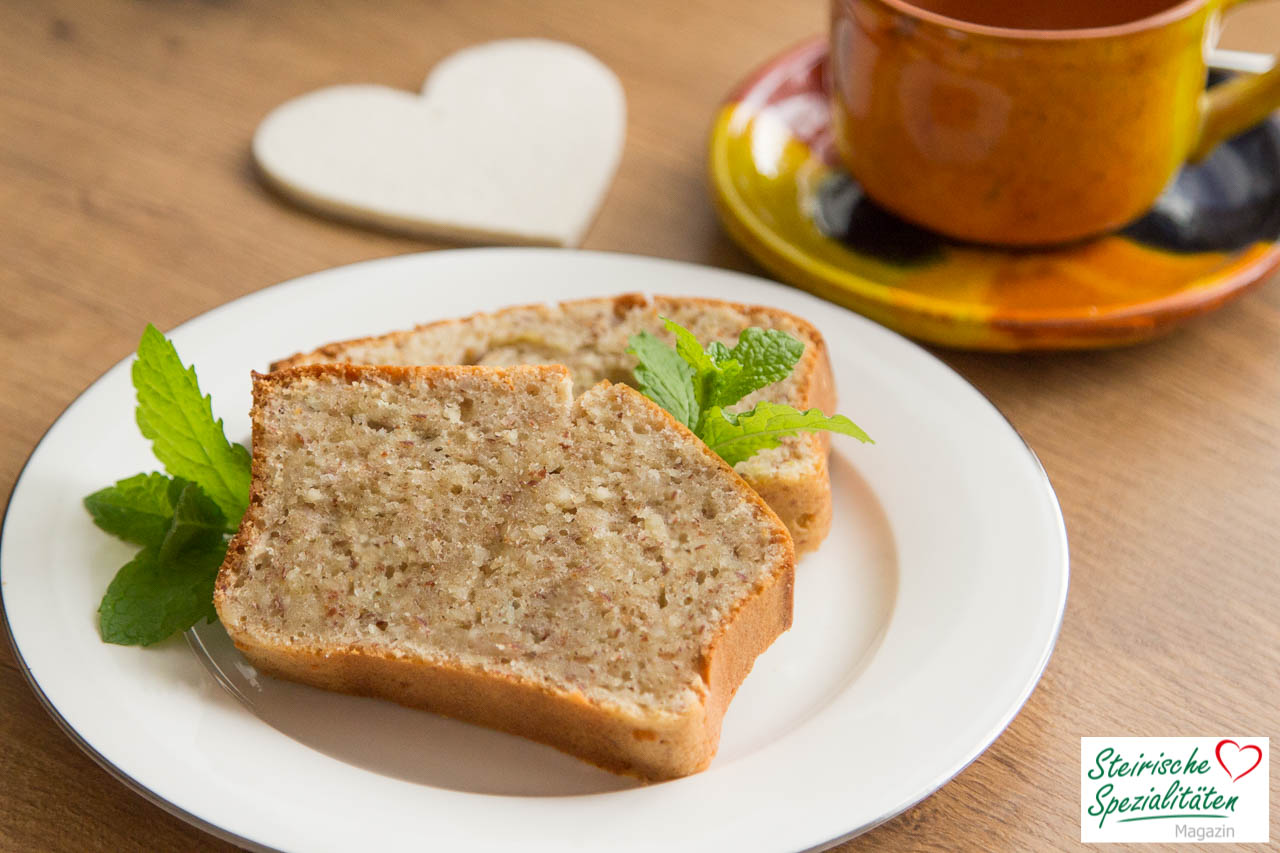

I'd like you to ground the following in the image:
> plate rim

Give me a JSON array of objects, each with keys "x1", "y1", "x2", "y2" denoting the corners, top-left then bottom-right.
[{"x1": 1, "y1": 247, "x2": 1069, "y2": 852}]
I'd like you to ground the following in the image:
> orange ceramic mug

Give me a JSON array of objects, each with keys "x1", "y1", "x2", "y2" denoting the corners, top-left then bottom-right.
[{"x1": 830, "y1": 0, "x2": 1280, "y2": 245}]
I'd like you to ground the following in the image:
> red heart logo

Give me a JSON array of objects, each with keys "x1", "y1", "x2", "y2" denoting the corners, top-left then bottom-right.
[{"x1": 1215, "y1": 739, "x2": 1263, "y2": 782}]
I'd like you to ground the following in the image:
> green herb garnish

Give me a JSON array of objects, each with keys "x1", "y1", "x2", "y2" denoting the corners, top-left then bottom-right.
[
  {"x1": 87, "y1": 325, "x2": 249, "y2": 646},
  {"x1": 627, "y1": 318, "x2": 871, "y2": 466}
]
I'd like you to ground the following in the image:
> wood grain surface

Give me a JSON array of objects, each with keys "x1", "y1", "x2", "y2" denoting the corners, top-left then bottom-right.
[{"x1": 2, "y1": 1, "x2": 1278, "y2": 850}]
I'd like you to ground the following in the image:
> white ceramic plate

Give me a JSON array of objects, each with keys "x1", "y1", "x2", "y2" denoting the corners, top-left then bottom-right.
[{"x1": 1, "y1": 249, "x2": 1068, "y2": 852}]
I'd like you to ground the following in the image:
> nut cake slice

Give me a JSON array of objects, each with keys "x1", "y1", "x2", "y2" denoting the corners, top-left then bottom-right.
[
  {"x1": 214, "y1": 364, "x2": 794, "y2": 780},
  {"x1": 272, "y1": 294, "x2": 837, "y2": 554}
]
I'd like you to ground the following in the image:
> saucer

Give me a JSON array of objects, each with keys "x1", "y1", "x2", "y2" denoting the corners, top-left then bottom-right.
[{"x1": 708, "y1": 38, "x2": 1280, "y2": 350}]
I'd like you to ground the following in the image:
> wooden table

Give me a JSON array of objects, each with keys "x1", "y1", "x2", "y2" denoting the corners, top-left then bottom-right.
[{"x1": 3, "y1": 1, "x2": 1278, "y2": 850}]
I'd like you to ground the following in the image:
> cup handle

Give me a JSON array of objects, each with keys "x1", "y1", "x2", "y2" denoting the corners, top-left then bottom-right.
[{"x1": 1190, "y1": 6, "x2": 1280, "y2": 161}]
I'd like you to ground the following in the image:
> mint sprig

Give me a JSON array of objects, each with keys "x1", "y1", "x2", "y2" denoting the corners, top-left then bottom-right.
[
  {"x1": 97, "y1": 542, "x2": 225, "y2": 646},
  {"x1": 86, "y1": 326, "x2": 250, "y2": 646},
  {"x1": 627, "y1": 318, "x2": 871, "y2": 465}
]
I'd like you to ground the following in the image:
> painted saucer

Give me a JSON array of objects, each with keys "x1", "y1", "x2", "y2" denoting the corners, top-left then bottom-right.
[{"x1": 708, "y1": 38, "x2": 1280, "y2": 350}]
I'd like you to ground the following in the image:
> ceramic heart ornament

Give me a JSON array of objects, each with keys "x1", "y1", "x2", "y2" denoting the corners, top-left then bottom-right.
[{"x1": 253, "y1": 39, "x2": 626, "y2": 247}]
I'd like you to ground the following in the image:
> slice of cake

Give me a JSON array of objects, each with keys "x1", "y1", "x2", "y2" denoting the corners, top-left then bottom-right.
[
  {"x1": 271, "y1": 294, "x2": 837, "y2": 554},
  {"x1": 214, "y1": 364, "x2": 794, "y2": 780}
]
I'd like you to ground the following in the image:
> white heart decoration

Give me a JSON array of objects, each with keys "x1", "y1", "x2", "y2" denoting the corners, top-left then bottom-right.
[{"x1": 253, "y1": 39, "x2": 626, "y2": 247}]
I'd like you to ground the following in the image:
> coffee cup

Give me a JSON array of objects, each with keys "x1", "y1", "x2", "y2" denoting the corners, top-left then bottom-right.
[{"x1": 829, "y1": 0, "x2": 1280, "y2": 245}]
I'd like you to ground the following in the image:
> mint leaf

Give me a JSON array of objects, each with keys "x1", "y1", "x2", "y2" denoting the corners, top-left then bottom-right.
[
  {"x1": 157, "y1": 481, "x2": 226, "y2": 565},
  {"x1": 663, "y1": 318, "x2": 716, "y2": 378},
  {"x1": 709, "y1": 327, "x2": 804, "y2": 409},
  {"x1": 701, "y1": 402, "x2": 873, "y2": 467},
  {"x1": 84, "y1": 473, "x2": 183, "y2": 545},
  {"x1": 98, "y1": 541, "x2": 225, "y2": 646},
  {"x1": 133, "y1": 324, "x2": 250, "y2": 527},
  {"x1": 627, "y1": 330, "x2": 699, "y2": 430}
]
